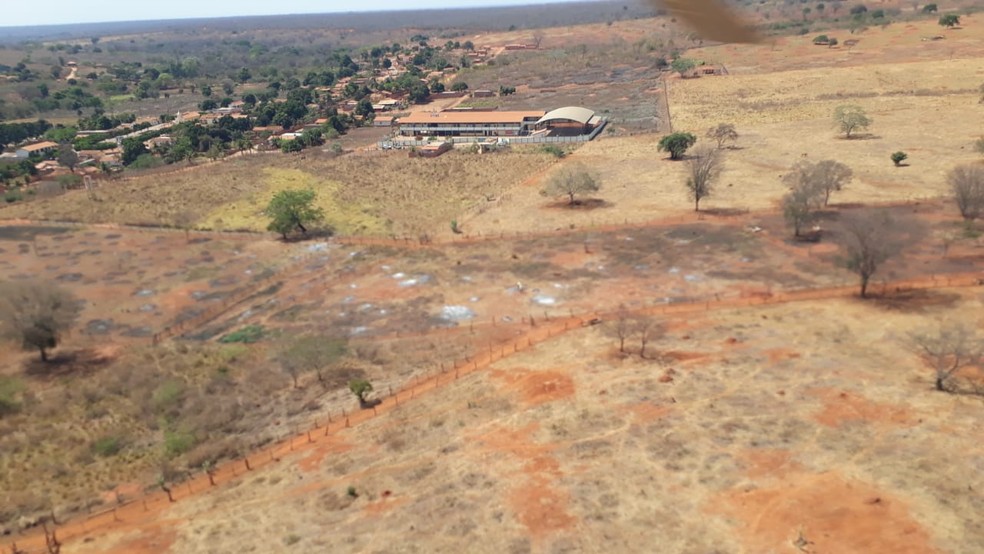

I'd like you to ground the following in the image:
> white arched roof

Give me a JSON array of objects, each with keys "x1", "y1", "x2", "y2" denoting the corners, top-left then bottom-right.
[{"x1": 536, "y1": 106, "x2": 595, "y2": 125}]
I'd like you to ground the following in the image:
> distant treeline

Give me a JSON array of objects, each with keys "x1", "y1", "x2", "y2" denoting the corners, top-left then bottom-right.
[{"x1": 0, "y1": 1, "x2": 658, "y2": 44}]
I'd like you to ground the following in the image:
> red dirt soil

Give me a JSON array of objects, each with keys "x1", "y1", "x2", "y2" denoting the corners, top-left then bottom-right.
[
  {"x1": 714, "y1": 449, "x2": 937, "y2": 554},
  {"x1": 491, "y1": 368, "x2": 576, "y2": 407},
  {"x1": 810, "y1": 388, "x2": 916, "y2": 428}
]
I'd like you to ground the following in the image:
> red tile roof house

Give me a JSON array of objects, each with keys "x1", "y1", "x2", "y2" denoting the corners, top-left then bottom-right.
[{"x1": 15, "y1": 141, "x2": 59, "y2": 158}]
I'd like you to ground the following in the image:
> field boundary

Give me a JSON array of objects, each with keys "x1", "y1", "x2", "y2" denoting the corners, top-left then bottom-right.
[{"x1": 6, "y1": 270, "x2": 983, "y2": 553}]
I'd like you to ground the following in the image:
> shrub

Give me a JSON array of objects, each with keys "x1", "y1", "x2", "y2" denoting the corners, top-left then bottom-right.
[
  {"x1": 0, "y1": 376, "x2": 25, "y2": 416},
  {"x1": 4, "y1": 190, "x2": 23, "y2": 203},
  {"x1": 91, "y1": 435, "x2": 124, "y2": 457},
  {"x1": 657, "y1": 132, "x2": 697, "y2": 160},
  {"x1": 219, "y1": 324, "x2": 265, "y2": 344},
  {"x1": 164, "y1": 429, "x2": 197, "y2": 457},
  {"x1": 129, "y1": 153, "x2": 163, "y2": 170},
  {"x1": 541, "y1": 145, "x2": 566, "y2": 158},
  {"x1": 346, "y1": 485, "x2": 358, "y2": 498},
  {"x1": 891, "y1": 151, "x2": 908, "y2": 166}
]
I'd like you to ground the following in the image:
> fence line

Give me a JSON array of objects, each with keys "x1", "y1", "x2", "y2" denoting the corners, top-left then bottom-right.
[{"x1": 8, "y1": 270, "x2": 983, "y2": 553}]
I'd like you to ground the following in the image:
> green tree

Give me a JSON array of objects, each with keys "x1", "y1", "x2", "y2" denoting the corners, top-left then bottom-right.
[
  {"x1": 833, "y1": 105, "x2": 872, "y2": 138},
  {"x1": 657, "y1": 132, "x2": 697, "y2": 160},
  {"x1": 542, "y1": 164, "x2": 601, "y2": 206},
  {"x1": 349, "y1": 379, "x2": 373, "y2": 407},
  {"x1": 451, "y1": 81, "x2": 469, "y2": 92},
  {"x1": 0, "y1": 280, "x2": 82, "y2": 362},
  {"x1": 922, "y1": 4, "x2": 938, "y2": 13},
  {"x1": 121, "y1": 138, "x2": 149, "y2": 166},
  {"x1": 939, "y1": 14, "x2": 960, "y2": 28},
  {"x1": 264, "y1": 189, "x2": 325, "y2": 240},
  {"x1": 891, "y1": 151, "x2": 908, "y2": 166},
  {"x1": 670, "y1": 57, "x2": 697, "y2": 77},
  {"x1": 354, "y1": 98, "x2": 374, "y2": 117}
]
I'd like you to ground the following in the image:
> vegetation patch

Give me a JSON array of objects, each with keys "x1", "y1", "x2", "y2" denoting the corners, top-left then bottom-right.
[{"x1": 219, "y1": 324, "x2": 266, "y2": 344}]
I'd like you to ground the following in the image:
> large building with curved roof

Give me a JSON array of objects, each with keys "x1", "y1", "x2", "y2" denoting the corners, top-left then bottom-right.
[{"x1": 397, "y1": 106, "x2": 602, "y2": 139}]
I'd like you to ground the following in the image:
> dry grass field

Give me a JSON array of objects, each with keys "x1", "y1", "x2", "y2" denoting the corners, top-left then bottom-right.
[
  {"x1": 1, "y1": 149, "x2": 558, "y2": 237},
  {"x1": 4, "y1": 11, "x2": 984, "y2": 554},
  {"x1": 459, "y1": 18, "x2": 984, "y2": 237},
  {"x1": 68, "y1": 290, "x2": 984, "y2": 554}
]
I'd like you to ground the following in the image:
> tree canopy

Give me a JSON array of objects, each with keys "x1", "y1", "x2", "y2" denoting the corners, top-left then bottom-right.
[
  {"x1": 833, "y1": 105, "x2": 872, "y2": 138},
  {"x1": 670, "y1": 58, "x2": 697, "y2": 77},
  {"x1": 658, "y1": 132, "x2": 697, "y2": 160},
  {"x1": 542, "y1": 164, "x2": 601, "y2": 206},
  {"x1": 0, "y1": 280, "x2": 81, "y2": 361},
  {"x1": 939, "y1": 14, "x2": 960, "y2": 28},
  {"x1": 264, "y1": 189, "x2": 326, "y2": 240}
]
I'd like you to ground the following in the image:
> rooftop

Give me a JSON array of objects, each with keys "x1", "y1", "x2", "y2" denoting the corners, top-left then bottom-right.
[
  {"x1": 20, "y1": 141, "x2": 59, "y2": 152},
  {"x1": 400, "y1": 110, "x2": 546, "y2": 125}
]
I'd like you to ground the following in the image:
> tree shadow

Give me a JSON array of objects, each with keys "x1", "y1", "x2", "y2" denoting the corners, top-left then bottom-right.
[
  {"x1": 545, "y1": 198, "x2": 612, "y2": 211},
  {"x1": 358, "y1": 397, "x2": 383, "y2": 410},
  {"x1": 700, "y1": 207, "x2": 749, "y2": 218},
  {"x1": 868, "y1": 288, "x2": 962, "y2": 313},
  {"x1": 842, "y1": 133, "x2": 882, "y2": 141},
  {"x1": 279, "y1": 227, "x2": 336, "y2": 243},
  {"x1": 23, "y1": 347, "x2": 117, "y2": 378}
]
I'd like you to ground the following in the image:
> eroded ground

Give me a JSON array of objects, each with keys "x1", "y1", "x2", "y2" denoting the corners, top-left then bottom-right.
[{"x1": 73, "y1": 291, "x2": 984, "y2": 554}]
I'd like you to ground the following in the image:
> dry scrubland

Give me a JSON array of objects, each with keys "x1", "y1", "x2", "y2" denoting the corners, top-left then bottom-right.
[
  {"x1": 4, "y1": 13, "x2": 984, "y2": 553},
  {"x1": 461, "y1": 20, "x2": 984, "y2": 236},
  {"x1": 76, "y1": 291, "x2": 984, "y2": 554}
]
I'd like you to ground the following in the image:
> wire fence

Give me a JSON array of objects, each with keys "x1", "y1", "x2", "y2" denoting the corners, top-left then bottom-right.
[{"x1": 7, "y1": 269, "x2": 984, "y2": 553}]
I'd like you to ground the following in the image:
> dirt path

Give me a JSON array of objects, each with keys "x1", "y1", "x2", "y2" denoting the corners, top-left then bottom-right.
[{"x1": 7, "y1": 267, "x2": 982, "y2": 553}]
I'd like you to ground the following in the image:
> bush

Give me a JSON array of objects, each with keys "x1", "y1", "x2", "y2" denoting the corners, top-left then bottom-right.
[
  {"x1": 91, "y1": 435, "x2": 124, "y2": 457},
  {"x1": 891, "y1": 151, "x2": 908, "y2": 166},
  {"x1": 56, "y1": 174, "x2": 82, "y2": 188},
  {"x1": 219, "y1": 324, "x2": 265, "y2": 344},
  {"x1": 657, "y1": 132, "x2": 698, "y2": 160},
  {"x1": 164, "y1": 429, "x2": 197, "y2": 457},
  {"x1": 3, "y1": 190, "x2": 23, "y2": 203},
  {"x1": 541, "y1": 145, "x2": 566, "y2": 158},
  {"x1": 129, "y1": 153, "x2": 163, "y2": 170},
  {"x1": 0, "y1": 376, "x2": 24, "y2": 416}
]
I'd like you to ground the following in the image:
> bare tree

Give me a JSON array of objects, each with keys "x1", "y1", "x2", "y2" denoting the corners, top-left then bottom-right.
[
  {"x1": 56, "y1": 143, "x2": 79, "y2": 173},
  {"x1": 706, "y1": 123, "x2": 738, "y2": 149},
  {"x1": 542, "y1": 164, "x2": 601, "y2": 206},
  {"x1": 836, "y1": 210, "x2": 917, "y2": 298},
  {"x1": 172, "y1": 210, "x2": 197, "y2": 242},
  {"x1": 0, "y1": 281, "x2": 81, "y2": 362},
  {"x1": 782, "y1": 181, "x2": 825, "y2": 238},
  {"x1": 532, "y1": 33, "x2": 544, "y2": 48},
  {"x1": 784, "y1": 160, "x2": 853, "y2": 206},
  {"x1": 685, "y1": 145, "x2": 723, "y2": 212},
  {"x1": 948, "y1": 164, "x2": 984, "y2": 221},
  {"x1": 276, "y1": 335, "x2": 347, "y2": 389},
  {"x1": 634, "y1": 318, "x2": 662, "y2": 359},
  {"x1": 606, "y1": 305, "x2": 632, "y2": 353},
  {"x1": 157, "y1": 475, "x2": 174, "y2": 503},
  {"x1": 910, "y1": 324, "x2": 981, "y2": 392}
]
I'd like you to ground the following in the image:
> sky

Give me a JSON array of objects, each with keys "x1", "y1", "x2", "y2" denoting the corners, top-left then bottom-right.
[{"x1": 5, "y1": 0, "x2": 588, "y2": 27}]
